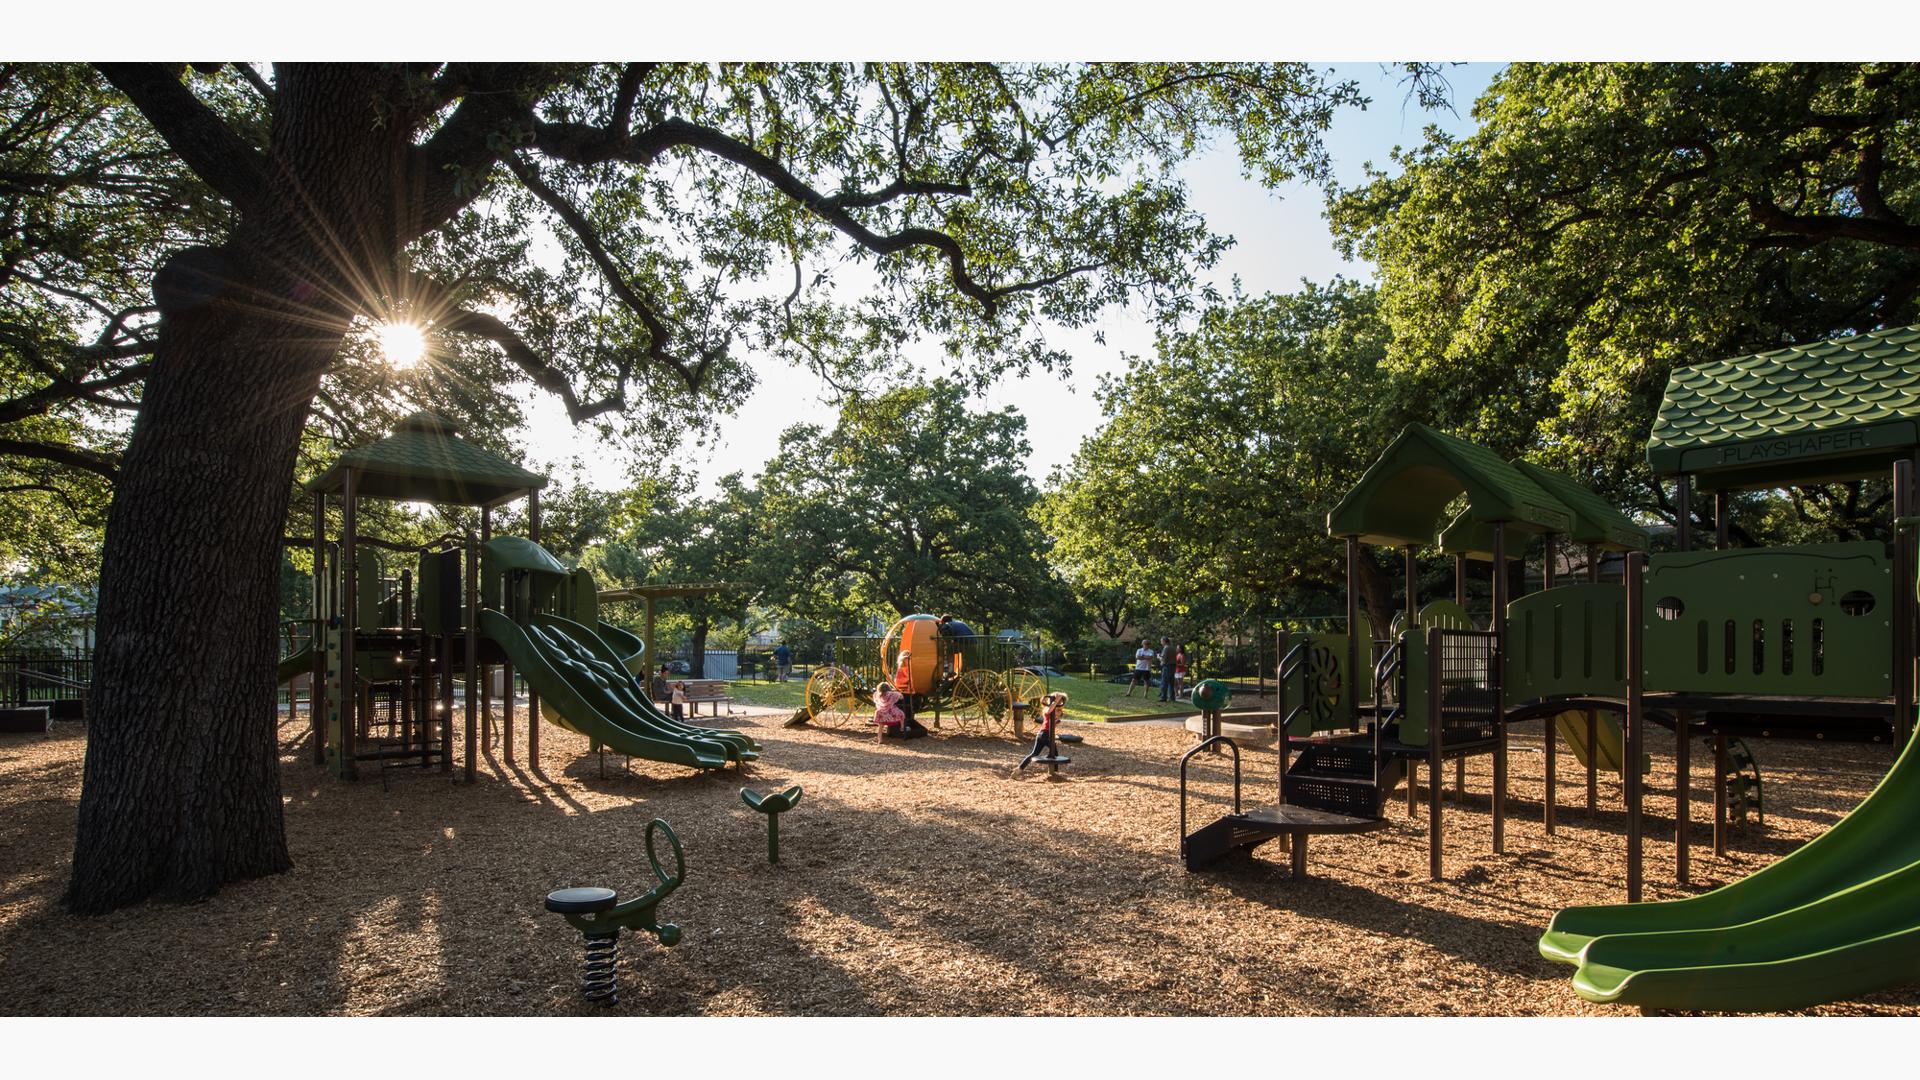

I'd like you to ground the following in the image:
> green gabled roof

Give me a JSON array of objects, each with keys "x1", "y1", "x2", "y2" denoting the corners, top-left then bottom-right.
[
  {"x1": 1647, "y1": 324, "x2": 1920, "y2": 486},
  {"x1": 482, "y1": 536, "x2": 570, "y2": 577},
  {"x1": 1438, "y1": 460, "x2": 1648, "y2": 558},
  {"x1": 305, "y1": 412, "x2": 548, "y2": 506},
  {"x1": 1327, "y1": 423, "x2": 1574, "y2": 548}
]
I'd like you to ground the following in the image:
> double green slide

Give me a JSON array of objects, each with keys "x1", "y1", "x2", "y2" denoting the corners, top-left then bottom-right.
[
  {"x1": 1540, "y1": 735, "x2": 1920, "y2": 1011},
  {"x1": 482, "y1": 610, "x2": 758, "y2": 771}
]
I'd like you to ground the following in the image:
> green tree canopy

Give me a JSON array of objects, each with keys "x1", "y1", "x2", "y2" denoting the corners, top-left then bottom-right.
[
  {"x1": 1040, "y1": 281, "x2": 1406, "y2": 625},
  {"x1": 760, "y1": 378, "x2": 1077, "y2": 636},
  {"x1": 1329, "y1": 62, "x2": 1920, "y2": 533}
]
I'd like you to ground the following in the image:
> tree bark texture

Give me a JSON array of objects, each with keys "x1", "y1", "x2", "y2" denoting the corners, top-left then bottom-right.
[{"x1": 70, "y1": 65, "x2": 434, "y2": 912}]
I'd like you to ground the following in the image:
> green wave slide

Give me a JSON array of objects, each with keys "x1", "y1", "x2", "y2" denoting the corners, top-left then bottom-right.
[
  {"x1": 478, "y1": 609, "x2": 759, "y2": 771},
  {"x1": 1539, "y1": 734, "x2": 1920, "y2": 1011}
]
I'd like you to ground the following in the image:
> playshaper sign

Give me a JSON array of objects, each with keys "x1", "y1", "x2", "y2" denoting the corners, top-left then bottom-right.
[{"x1": 1713, "y1": 428, "x2": 1869, "y2": 465}]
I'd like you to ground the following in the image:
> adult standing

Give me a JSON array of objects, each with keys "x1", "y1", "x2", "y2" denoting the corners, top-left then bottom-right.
[
  {"x1": 773, "y1": 641, "x2": 792, "y2": 683},
  {"x1": 1158, "y1": 636, "x2": 1177, "y2": 702},
  {"x1": 935, "y1": 613, "x2": 975, "y2": 677},
  {"x1": 1125, "y1": 639, "x2": 1155, "y2": 697}
]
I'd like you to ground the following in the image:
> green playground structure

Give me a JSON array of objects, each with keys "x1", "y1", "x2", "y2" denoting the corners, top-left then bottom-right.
[
  {"x1": 1179, "y1": 323, "x2": 1920, "y2": 1012},
  {"x1": 286, "y1": 412, "x2": 757, "y2": 780}
]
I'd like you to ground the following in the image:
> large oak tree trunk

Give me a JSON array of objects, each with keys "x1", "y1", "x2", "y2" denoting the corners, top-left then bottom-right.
[
  {"x1": 68, "y1": 65, "x2": 421, "y2": 913},
  {"x1": 69, "y1": 249, "x2": 346, "y2": 912}
]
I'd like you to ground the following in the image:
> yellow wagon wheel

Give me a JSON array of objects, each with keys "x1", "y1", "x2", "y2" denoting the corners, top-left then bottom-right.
[
  {"x1": 804, "y1": 666, "x2": 863, "y2": 728},
  {"x1": 947, "y1": 669, "x2": 1008, "y2": 734},
  {"x1": 1003, "y1": 668, "x2": 1049, "y2": 734}
]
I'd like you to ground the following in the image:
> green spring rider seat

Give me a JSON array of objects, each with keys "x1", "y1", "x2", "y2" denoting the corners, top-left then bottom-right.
[{"x1": 543, "y1": 817, "x2": 685, "y2": 1006}]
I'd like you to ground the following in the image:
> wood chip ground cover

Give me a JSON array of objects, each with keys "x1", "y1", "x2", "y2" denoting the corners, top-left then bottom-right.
[{"x1": 1, "y1": 709, "x2": 1914, "y2": 1015}]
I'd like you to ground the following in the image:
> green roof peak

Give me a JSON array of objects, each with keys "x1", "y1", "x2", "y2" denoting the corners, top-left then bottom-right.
[{"x1": 1648, "y1": 324, "x2": 1920, "y2": 486}]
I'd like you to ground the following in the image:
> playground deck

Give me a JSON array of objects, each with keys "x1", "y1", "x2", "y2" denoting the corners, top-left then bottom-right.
[{"x1": 1, "y1": 712, "x2": 1916, "y2": 1016}]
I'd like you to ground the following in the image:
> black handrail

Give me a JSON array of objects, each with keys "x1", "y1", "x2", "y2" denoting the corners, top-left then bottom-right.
[
  {"x1": 1372, "y1": 640, "x2": 1406, "y2": 792},
  {"x1": 1178, "y1": 735, "x2": 1242, "y2": 840}
]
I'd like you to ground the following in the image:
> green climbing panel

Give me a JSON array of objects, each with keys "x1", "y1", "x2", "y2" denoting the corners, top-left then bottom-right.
[
  {"x1": 1641, "y1": 542, "x2": 1892, "y2": 698},
  {"x1": 1507, "y1": 584, "x2": 1628, "y2": 702}
]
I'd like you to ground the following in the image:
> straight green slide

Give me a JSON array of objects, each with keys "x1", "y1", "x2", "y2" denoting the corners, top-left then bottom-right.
[
  {"x1": 1540, "y1": 734, "x2": 1920, "y2": 1011},
  {"x1": 479, "y1": 609, "x2": 756, "y2": 771}
]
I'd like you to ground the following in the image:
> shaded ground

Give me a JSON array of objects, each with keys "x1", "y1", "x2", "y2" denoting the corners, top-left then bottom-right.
[{"x1": 1, "y1": 706, "x2": 1914, "y2": 1016}]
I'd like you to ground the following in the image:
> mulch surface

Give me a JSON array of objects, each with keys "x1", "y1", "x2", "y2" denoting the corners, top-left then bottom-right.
[{"x1": 2, "y1": 707, "x2": 1916, "y2": 1016}]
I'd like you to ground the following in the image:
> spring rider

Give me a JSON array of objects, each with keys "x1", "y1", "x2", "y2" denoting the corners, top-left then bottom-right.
[
  {"x1": 740, "y1": 785, "x2": 803, "y2": 864},
  {"x1": 543, "y1": 817, "x2": 686, "y2": 1006}
]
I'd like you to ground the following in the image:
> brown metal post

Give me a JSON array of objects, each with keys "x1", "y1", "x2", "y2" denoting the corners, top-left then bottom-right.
[
  {"x1": 1403, "y1": 544, "x2": 1418, "y2": 632},
  {"x1": 1275, "y1": 628, "x2": 1289, "y2": 807},
  {"x1": 464, "y1": 529, "x2": 479, "y2": 782},
  {"x1": 1677, "y1": 473, "x2": 1692, "y2": 550},
  {"x1": 1585, "y1": 545, "x2": 1600, "y2": 815},
  {"x1": 1893, "y1": 460, "x2": 1912, "y2": 749},
  {"x1": 1676, "y1": 703, "x2": 1691, "y2": 884},
  {"x1": 1491, "y1": 522, "x2": 1507, "y2": 855},
  {"x1": 1625, "y1": 551, "x2": 1645, "y2": 901},
  {"x1": 1713, "y1": 734, "x2": 1728, "y2": 855},
  {"x1": 479, "y1": 506, "x2": 492, "y2": 753},
  {"x1": 1542, "y1": 533, "x2": 1557, "y2": 836},
  {"x1": 527, "y1": 489, "x2": 541, "y2": 765},
  {"x1": 340, "y1": 469, "x2": 359, "y2": 780},
  {"x1": 644, "y1": 596, "x2": 657, "y2": 681},
  {"x1": 1345, "y1": 537, "x2": 1361, "y2": 728},
  {"x1": 1674, "y1": 477, "x2": 1695, "y2": 880},
  {"x1": 440, "y1": 620, "x2": 454, "y2": 773},
  {"x1": 1453, "y1": 553, "x2": 1467, "y2": 607},
  {"x1": 1428, "y1": 624, "x2": 1444, "y2": 880},
  {"x1": 310, "y1": 493, "x2": 327, "y2": 766},
  {"x1": 400, "y1": 567, "x2": 413, "y2": 754}
]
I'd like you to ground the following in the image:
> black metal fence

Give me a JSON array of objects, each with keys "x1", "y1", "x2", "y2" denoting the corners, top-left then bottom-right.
[{"x1": 1, "y1": 646, "x2": 93, "y2": 707}]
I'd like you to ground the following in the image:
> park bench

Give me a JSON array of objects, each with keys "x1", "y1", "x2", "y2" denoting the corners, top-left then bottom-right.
[{"x1": 683, "y1": 678, "x2": 733, "y2": 716}]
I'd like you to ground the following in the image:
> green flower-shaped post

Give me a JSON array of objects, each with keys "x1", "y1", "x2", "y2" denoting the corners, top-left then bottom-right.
[{"x1": 740, "y1": 785, "x2": 804, "y2": 864}]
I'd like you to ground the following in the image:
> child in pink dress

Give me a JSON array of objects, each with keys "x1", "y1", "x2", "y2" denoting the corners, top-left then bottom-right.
[{"x1": 872, "y1": 682, "x2": 905, "y2": 738}]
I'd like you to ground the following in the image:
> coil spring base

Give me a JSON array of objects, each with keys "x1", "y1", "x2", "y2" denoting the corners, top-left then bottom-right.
[{"x1": 581, "y1": 931, "x2": 620, "y2": 1005}]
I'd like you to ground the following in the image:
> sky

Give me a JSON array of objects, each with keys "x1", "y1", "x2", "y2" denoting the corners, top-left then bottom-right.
[{"x1": 519, "y1": 62, "x2": 1505, "y2": 495}]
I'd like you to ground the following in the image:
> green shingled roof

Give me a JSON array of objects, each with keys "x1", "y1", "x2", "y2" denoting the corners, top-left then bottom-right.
[
  {"x1": 1438, "y1": 460, "x2": 1648, "y2": 558},
  {"x1": 1327, "y1": 423, "x2": 1574, "y2": 547},
  {"x1": 305, "y1": 412, "x2": 548, "y2": 506},
  {"x1": 1647, "y1": 324, "x2": 1920, "y2": 486}
]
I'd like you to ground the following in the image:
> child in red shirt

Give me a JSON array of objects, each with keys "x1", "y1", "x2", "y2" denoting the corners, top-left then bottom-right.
[{"x1": 1019, "y1": 691, "x2": 1068, "y2": 770}]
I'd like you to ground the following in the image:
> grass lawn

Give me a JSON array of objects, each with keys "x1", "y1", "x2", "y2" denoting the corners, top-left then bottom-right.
[{"x1": 724, "y1": 672, "x2": 1207, "y2": 721}]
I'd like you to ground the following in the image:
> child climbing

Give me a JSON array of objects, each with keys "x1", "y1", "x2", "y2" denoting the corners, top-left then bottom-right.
[
  {"x1": 892, "y1": 649, "x2": 929, "y2": 739},
  {"x1": 1019, "y1": 691, "x2": 1069, "y2": 770},
  {"x1": 872, "y1": 682, "x2": 905, "y2": 740}
]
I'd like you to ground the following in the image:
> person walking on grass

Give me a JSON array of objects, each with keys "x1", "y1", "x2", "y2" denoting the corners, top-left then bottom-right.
[
  {"x1": 1158, "y1": 635, "x2": 1176, "y2": 702},
  {"x1": 1125, "y1": 639, "x2": 1155, "y2": 697},
  {"x1": 1173, "y1": 644, "x2": 1188, "y2": 699},
  {"x1": 773, "y1": 641, "x2": 792, "y2": 682},
  {"x1": 1019, "y1": 691, "x2": 1069, "y2": 770}
]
